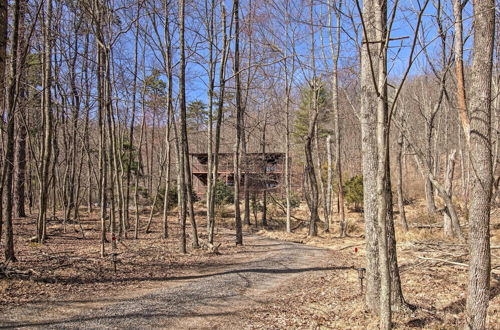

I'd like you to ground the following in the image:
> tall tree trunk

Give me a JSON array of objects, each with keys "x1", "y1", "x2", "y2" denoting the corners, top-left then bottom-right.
[
  {"x1": 206, "y1": 0, "x2": 216, "y2": 233},
  {"x1": 14, "y1": 0, "x2": 27, "y2": 219},
  {"x1": 0, "y1": 0, "x2": 7, "y2": 242},
  {"x1": 94, "y1": 0, "x2": 107, "y2": 257},
  {"x1": 329, "y1": 0, "x2": 345, "y2": 236},
  {"x1": 233, "y1": 0, "x2": 243, "y2": 245},
  {"x1": 3, "y1": 0, "x2": 21, "y2": 260},
  {"x1": 125, "y1": 2, "x2": 141, "y2": 234},
  {"x1": 37, "y1": 0, "x2": 53, "y2": 244},
  {"x1": 134, "y1": 84, "x2": 147, "y2": 240},
  {"x1": 374, "y1": 1, "x2": 391, "y2": 327},
  {"x1": 207, "y1": 1, "x2": 229, "y2": 244},
  {"x1": 465, "y1": 1, "x2": 494, "y2": 328},
  {"x1": 283, "y1": 0, "x2": 294, "y2": 233},
  {"x1": 360, "y1": 0, "x2": 380, "y2": 313},
  {"x1": 178, "y1": 0, "x2": 193, "y2": 252},
  {"x1": 162, "y1": 0, "x2": 174, "y2": 239},
  {"x1": 305, "y1": 0, "x2": 319, "y2": 237}
]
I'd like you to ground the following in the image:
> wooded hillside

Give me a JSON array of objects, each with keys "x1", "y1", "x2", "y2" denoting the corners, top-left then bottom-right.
[{"x1": 0, "y1": 0, "x2": 498, "y2": 329}]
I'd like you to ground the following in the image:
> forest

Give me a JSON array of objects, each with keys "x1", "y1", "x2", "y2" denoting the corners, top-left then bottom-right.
[{"x1": 0, "y1": 0, "x2": 499, "y2": 329}]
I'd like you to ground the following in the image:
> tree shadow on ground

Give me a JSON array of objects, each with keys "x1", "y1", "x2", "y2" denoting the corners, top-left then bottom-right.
[
  {"x1": 31, "y1": 265, "x2": 352, "y2": 285},
  {"x1": 0, "y1": 311, "x2": 235, "y2": 329}
]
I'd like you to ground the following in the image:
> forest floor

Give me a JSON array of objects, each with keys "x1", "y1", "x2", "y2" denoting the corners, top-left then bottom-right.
[{"x1": 0, "y1": 200, "x2": 499, "y2": 329}]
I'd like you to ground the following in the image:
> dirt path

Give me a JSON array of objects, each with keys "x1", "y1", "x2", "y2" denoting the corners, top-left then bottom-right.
[{"x1": 0, "y1": 234, "x2": 336, "y2": 329}]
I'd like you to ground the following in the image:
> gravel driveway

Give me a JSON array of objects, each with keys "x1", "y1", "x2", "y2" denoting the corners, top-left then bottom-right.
[{"x1": 0, "y1": 234, "x2": 334, "y2": 329}]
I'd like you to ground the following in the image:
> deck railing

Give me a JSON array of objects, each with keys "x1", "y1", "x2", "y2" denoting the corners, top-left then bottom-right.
[{"x1": 191, "y1": 162, "x2": 283, "y2": 173}]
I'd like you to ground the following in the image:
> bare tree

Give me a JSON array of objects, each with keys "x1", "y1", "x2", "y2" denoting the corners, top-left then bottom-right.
[
  {"x1": 359, "y1": 0, "x2": 380, "y2": 313},
  {"x1": 304, "y1": 0, "x2": 320, "y2": 237},
  {"x1": 465, "y1": 0, "x2": 495, "y2": 328},
  {"x1": 37, "y1": 0, "x2": 53, "y2": 243},
  {"x1": 207, "y1": 0, "x2": 230, "y2": 244},
  {"x1": 178, "y1": 0, "x2": 189, "y2": 253},
  {"x1": 328, "y1": 0, "x2": 346, "y2": 236},
  {"x1": 0, "y1": 0, "x2": 8, "y2": 242},
  {"x1": 233, "y1": 0, "x2": 243, "y2": 245},
  {"x1": 3, "y1": 0, "x2": 22, "y2": 260},
  {"x1": 14, "y1": 0, "x2": 27, "y2": 219}
]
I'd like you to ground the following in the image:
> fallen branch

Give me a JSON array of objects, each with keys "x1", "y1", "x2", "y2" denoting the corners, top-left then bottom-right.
[
  {"x1": 411, "y1": 224, "x2": 443, "y2": 229},
  {"x1": 417, "y1": 256, "x2": 500, "y2": 274},
  {"x1": 200, "y1": 240, "x2": 222, "y2": 254},
  {"x1": 0, "y1": 262, "x2": 40, "y2": 279},
  {"x1": 337, "y1": 244, "x2": 362, "y2": 251}
]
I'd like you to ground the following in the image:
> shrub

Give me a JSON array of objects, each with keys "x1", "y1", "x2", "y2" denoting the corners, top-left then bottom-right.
[
  {"x1": 287, "y1": 192, "x2": 301, "y2": 209},
  {"x1": 270, "y1": 192, "x2": 301, "y2": 212},
  {"x1": 213, "y1": 180, "x2": 234, "y2": 206},
  {"x1": 344, "y1": 175, "x2": 363, "y2": 211},
  {"x1": 156, "y1": 185, "x2": 198, "y2": 211},
  {"x1": 280, "y1": 192, "x2": 301, "y2": 209}
]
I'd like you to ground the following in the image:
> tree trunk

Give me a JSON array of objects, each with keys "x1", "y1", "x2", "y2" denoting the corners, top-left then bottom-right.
[
  {"x1": 205, "y1": 0, "x2": 216, "y2": 235},
  {"x1": 14, "y1": 0, "x2": 27, "y2": 219},
  {"x1": 134, "y1": 84, "x2": 147, "y2": 239},
  {"x1": 261, "y1": 118, "x2": 268, "y2": 227},
  {"x1": 3, "y1": 0, "x2": 21, "y2": 261},
  {"x1": 386, "y1": 157, "x2": 408, "y2": 313},
  {"x1": 178, "y1": 0, "x2": 190, "y2": 253},
  {"x1": 162, "y1": 1, "x2": 174, "y2": 239},
  {"x1": 124, "y1": 2, "x2": 142, "y2": 234},
  {"x1": 0, "y1": 0, "x2": 7, "y2": 242},
  {"x1": 207, "y1": 1, "x2": 229, "y2": 244},
  {"x1": 329, "y1": 0, "x2": 346, "y2": 236},
  {"x1": 37, "y1": 0, "x2": 53, "y2": 244},
  {"x1": 424, "y1": 126, "x2": 437, "y2": 213},
  {"x1": 396, "y1": 130, "x2": 408, "y2": 232},
  {"x1": 233, "y1": 0, "x2": 243, "y2": 245},
  {"x1": 15, "y1": 103, "x2": 27, "y2": 219},
  {"x1": 374, "y1": 0, "x2": 391, "y2": 326},
  {"x1": 465, "y1": 1, "x2": 494, "y2": 328},
  {"x1": 360, "y1": 0, "x2": 380, "y2": 313},
  {"x1": 314, "y1": 126, "x2": 327, "y2": 231},
  {"x1": 326, "y1": 135, "x2": 333, "y2": 232},
  {"x1": 305, "y1": 0, "x2": 319, "y2": 237},
  {"x1": 452, "y1": 0, "x2": 470, "y2": 145},
  {"x1": 283, "y1": 0, "x2": 294, "y2": 233},
  {"x1": 94, "y1": 0, "x2": 107, "y2": 257},
  {"x1": 443, "y1": 150, "x2": 456, "y2": 237},
  {"x1": 305, "y1": 119, "x2": 320, "y2": 237}
]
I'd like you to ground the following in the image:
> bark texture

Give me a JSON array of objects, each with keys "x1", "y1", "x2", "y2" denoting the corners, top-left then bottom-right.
[
  {"x1": 465, "y1": 0, "x2": 494, "y2": 328},
  {"x1": 360, "y1": 0, "x2": 380, "y2": 313}
]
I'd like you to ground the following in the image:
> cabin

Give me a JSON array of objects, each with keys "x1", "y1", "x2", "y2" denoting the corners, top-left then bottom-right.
[{"x1": 190, "y1": 152, "x2": 286, "y2": 198}]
